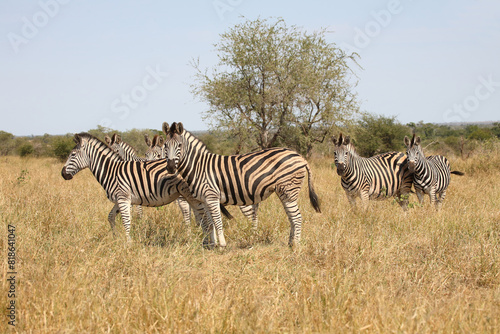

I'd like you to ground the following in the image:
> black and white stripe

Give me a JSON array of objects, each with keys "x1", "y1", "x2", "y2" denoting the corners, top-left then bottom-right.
[
  {"x1": 106, "y1": 133, "x2": 196, "y2": 224},
  {"x1": 332, "y1": 133, "x2": 413, "y2": 209},
  {"x1": 404, "y1": 134, "x2": 464, "y2": 209},
  {"x1": 162, "y1": 122, "x2": 321, "y2": 247},
  {"x1": 61, "y1": 133, "x2": 213, "y2": 242}
]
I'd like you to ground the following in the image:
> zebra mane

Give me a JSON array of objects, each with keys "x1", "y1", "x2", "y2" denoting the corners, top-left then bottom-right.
[
  {"x1": 74, "y1": 132, "x2": 121, "y2": 157},
  {"x1": 163, "y1": 121, "x2": 209, "y2": 153}
]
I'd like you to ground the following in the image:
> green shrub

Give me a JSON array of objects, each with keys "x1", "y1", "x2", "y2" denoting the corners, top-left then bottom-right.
[
  {"x1": 52, "y1": 137, "x2": 75, "y2": 161},
  {"x1": 18, "y1": 143, "x2": 34, "y2": 157}
]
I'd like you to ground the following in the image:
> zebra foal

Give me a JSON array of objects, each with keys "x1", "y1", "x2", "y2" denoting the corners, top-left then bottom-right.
[
  {"x1": 332, "y1": 133, "x2": 413, "y2": 210},
  {"x1": 162, "y1": 122, "x2": 321, "y2": 248},
  {"x1": 404, "y1": 134, "x2": 464, "y2": 209},
  {"x1": 61, "y1": 133, "x2": 215, "y2": 243}
]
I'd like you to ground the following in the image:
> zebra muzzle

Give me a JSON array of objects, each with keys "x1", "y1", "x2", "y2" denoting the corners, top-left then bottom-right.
[
  {"x1": 408, "y1": 161, "x2": 416, "y2": 173},
  {"x1": 336, "y1": 163, "x2": 345, "y2": 176},
  {"x1": 61, "y1": 167, "x2": 73, "y2": 180},
  {"x1": 166, "y1": 160, "x2": 177, "y2": 174}
]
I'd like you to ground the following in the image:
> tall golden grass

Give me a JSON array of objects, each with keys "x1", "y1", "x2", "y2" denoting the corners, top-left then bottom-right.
[{"x1": 1, "y1": 146, "x2": 499, "y2": 333}]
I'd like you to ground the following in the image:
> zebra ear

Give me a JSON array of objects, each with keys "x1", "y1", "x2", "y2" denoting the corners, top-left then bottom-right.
[
  {"x1": 73, "y1": 133, "x2": 81, "y2": 144},
  {"x1": 115, "y1": 134, "x2": 122, "y2": 144},
  {"x1": 177, "y1": 122, "x2": 184, "y2": 134},
  {"x1": 162, "y1": 122, "x2": 169, "y2": 136},
  {"x1": 158, "y1": 136, "x2": 164, "y2": 146},
  {"x1": 144, "y1": 134, "x2": 152, "y2": 147},
  {"x1": 331, "y1": 136, "x2": 338, "y2": 146},
  {"x1": 104, "y1": 135, "x2": 111, "y2": 145},
  {"x1": 344, "y1": 136, "x2": 350, "y2": 145},
  {"x1": 404, "y1": 136, "x2": 410, "y2": 147},
  {"x1": 111, "y1": 134, "x2": 119, "y2": 145},
  {"x1": 151, "y1": 135, "x2": 159, "y2": 147},
  {"x1": 415, "y1": 136, "x2": 421, "y2": 146}
]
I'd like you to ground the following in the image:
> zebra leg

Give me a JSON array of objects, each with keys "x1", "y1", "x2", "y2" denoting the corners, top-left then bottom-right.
[
  {"x1": 205, "y1": 198, "x2": 226, "y2": 247},
  {"x1": 429, "y1": 188, "x2": 437, "y2": 207},
  {"x1": 191, "y1": 202, "x2": 216, "y2": 247},
  {"x1": 176, "y1": 197, "x2": 191, "y2": 224},
  {"x1": 345, "y1": 191, "x2": 357, "y2": 208},
  {"x1": 240, "y1": 204, "x2": 259, "y2": 230},
  {"x1": 359, "y1": 190, "x2": 370, "y2": 211},
  {"x1": 394, "y1": 191, "x2": 409, "y2": 211},
  {"x1": 107, "y1": 203, "x2": 120, "y2": 235},
  {"x1": 435, "y1": 190, "x2": 446, "y2": 210},
  {"x1": 117, "y1": 199, "x2": 133, "y2": 242},
  {"x1": 415, "y1": 189, "x2": 425, "y2": 204},
  {"x1": 280, "y1": 199, "x2": 302, "y2": 247},
  {"x1": 135, "y1": 205, "x2": 143, "y2": 219}
]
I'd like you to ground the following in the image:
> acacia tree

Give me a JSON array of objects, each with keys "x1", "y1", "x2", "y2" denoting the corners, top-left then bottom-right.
[{"x1": 192, "y1": 17, "x2": 360, "y2": 156}]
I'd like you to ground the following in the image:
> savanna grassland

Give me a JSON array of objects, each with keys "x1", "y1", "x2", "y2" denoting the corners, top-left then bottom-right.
[{"x1": 1, "y1": 146, "x2": 499, "y2": 333}]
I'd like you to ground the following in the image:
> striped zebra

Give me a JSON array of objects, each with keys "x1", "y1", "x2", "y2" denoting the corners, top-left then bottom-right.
[
  {"x1": 404, "y1": 134, "x2": 464, "y2": 209},
  {"x1": 162, "y1": 122, "x2": 321, "y2": 247},
  {"x1": 144, "y1": 134, "x2": 164, "y2": 161},
  {"x1": 160, "y1": 126, "x2": 260, "y2": 230},
  {"x1": 105, "y1": 133, "x2": 146, "y2": 217},
  {"x1": 143, "y1": 133, "x2": 194, "y2": 223},
  {"x1": 106, "y1": 133, "x2": 194, "y2": 224},
  {"x1": 61, "y1": 133, "x2": 218, "y2": 243},
  {"x1": 332, "y1": 133, "x2": 413, "y2": 209}
]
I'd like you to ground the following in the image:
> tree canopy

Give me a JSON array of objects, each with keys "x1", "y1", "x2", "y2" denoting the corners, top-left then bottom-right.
[{"x1": 192, "y1": 17, "x2": 360, "y2": 157}]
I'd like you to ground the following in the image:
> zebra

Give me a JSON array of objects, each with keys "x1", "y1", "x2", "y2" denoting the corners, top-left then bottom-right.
[
  {"x1": 144, "y1": 134, "x2": 164, "y2": 161},
  {"x1": 160, "y1": 125, "x2": 260, "y2": 230},
  {"x1": 105, "y1": 133, "x2": 195, "y2": 224},
  {"x1": 162, "y1": 122, "x2": 321, "y2": 247},
  {"x1": 104, "y1": 133, "x2": 146, "y2": 217},
  {"x1": 332, "y1": 133, "x2": 414, "y2": 210},
  {"x1": 404, "y1": 134, "x2": 464, "y2": 209},
  {"x1": 61, "y1": 132, "x2": 221, "y2": 243}
]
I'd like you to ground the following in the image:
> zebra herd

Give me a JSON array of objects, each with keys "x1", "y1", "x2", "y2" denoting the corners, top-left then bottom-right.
[{"x1": 61, "y1": 123, "x2": 463, "y2": 248}]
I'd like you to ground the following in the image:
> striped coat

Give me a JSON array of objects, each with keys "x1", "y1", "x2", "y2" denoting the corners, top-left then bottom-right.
[
  {"x1": 162, "y1": 122, "x2": 321, "y2": 247},
  {"x1": 404, "y1": 134, "x2": 464, "y2": 209},
  {"x1": 61, "y1": 133, "x2": 212, "y2": 242},
  {"x1": 332, "y1": 133, "x2": 413, "y2": 209}
]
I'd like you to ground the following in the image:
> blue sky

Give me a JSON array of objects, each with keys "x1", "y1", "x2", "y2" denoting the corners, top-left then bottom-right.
[{"x1": 1, "y1": 0, "x2": 499, "y2": 136}]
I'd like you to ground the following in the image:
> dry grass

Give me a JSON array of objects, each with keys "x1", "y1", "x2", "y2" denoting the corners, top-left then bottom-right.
[{"x1": 1, "y1": 152, "x2": 499, "y2": 333}]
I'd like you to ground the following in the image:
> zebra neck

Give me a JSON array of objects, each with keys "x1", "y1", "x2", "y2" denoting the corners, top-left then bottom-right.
[
  {"x1": 178, "y1": 132, "x2": 212, "y2": 180},
  {"x1": 119, "y1": 143, "x2": 140, "y2": 160},
  {"x1": 87, "y1": 140, "x2": 122, "y2": 186},
  {"x1": 341, "y1": 153, "x2": 359, "y2": 180},
  {"x1": 414, "y1": 158, "x2": 430, "y2": 178}
]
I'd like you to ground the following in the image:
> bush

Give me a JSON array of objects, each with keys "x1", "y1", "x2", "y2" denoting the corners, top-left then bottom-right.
[
  {"x1": 18, "y1": 143, "x2": 34, "y2": 157},
  {"x1": 52, "y1": 137, "x2": 75, "y2": 161},
  {"x1": 353, "y1": 114, "x2": 409, "y2": 157}
]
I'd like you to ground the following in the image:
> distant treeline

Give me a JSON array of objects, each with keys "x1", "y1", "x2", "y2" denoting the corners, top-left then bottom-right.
[{"x1": 1, "y1": 118, "x2": 499, "y2": 161}]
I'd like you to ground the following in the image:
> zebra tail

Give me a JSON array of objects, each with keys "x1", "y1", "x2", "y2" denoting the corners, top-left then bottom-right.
[
  {"x1": 307, "y1": 165, "x2": 321, "y2": 213},
  {"x1": 451, "y1": 170, "x2": 465, "y2": 176},
  {"x1": 220, "y1": 204, "x2": 234, "y2": 220}
]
